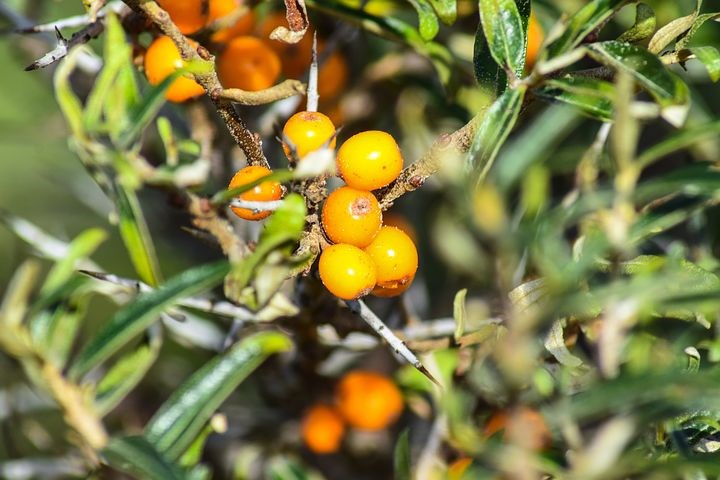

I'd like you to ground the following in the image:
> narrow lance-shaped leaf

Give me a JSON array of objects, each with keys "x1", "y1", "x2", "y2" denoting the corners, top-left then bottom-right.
[
  {"x1": 647, "y1": 0, "x2": 701, "y2": 54},
  {"x1": 617, "y1": 3, "x2": 656, "y2": 43},
  {"x1": 465, "y1": 85, "x2": 527, "y2": 185},
  {"x1": 546, "y1": 0, "x2": 629, "y2": 56},
  {"x1": 406, "y1": 0, "x2": 440, "y2": 40},
  {"x1": 103, "y1": 435, "x2": 190, "y2": 480},
  {"x1": 586, "y1": 41, "x2": 689, "y2": 126},
  {"x1": 637, "y1": 119, "x2": 720, "y2": 167},
  {"x1": 40, "y1": 228, "x2": 107, "y2": 295},
  {"x1": 69, "y1": 261, "x2": 230, "y2": 380},
  {"x1": 428, "y1": 0, "x2": 456, "y2": 24},
  {"x1": 144, "y1": 331, "x2": 292, "y2": 459},
  {"x1": 534, "y1": 75, "x2": 616, "y2": 122},
  {"x1": 477, "y1": 0, "x2": 526, "y2": 77},
  {"x1": 394, "y1": 429, "x2": 411, "y2": 480},
  {"x1": 675, "y1": 12, "x2": 720, "y2": 51},
  {"x1": 53, "y1": 47, "x2": 86, "y2": 141},
  {"x1": 95, "y1": 327, "x2": 163, "y2": 416},
  {"x1": 114, "y1": 177, "x2": 163, "y2": 287},
  {"x1": 689, "y1": 46, "x2": 720, "y2": 82}
]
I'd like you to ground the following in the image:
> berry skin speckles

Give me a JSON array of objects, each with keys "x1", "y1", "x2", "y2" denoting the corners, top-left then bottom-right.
[
  {"x1": 282, "y1": 111, "x2": 337, "y2": 160},
  {"x1": 318, "y1": 244, "x2": 377, "y2": 300},
  {"x1": 364, "y1": 226, "x2": 418, "y2": 292},
  {"x1": 321, "y1": 187, "x2": 382, "y2": 248},
  {"x1": 227, "y1": 165, "x2": 283, "y2": 221}
]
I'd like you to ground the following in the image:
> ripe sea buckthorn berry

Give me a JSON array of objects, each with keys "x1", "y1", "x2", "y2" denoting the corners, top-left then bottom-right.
[
  {"x1": 282, "y1": 111, "x2": 337, "y2": 160},
  {"x1": 336, "y1": 131, "x2": 403, "y2": 191},
  {"x1": 526, "y1": 13, "x2": 544, "y2": 69},
  {"x1": 144, "y1": 36, "x2": 205, "y2": 103},
  {"x1": 318, "y1": 244, "x2": 376, "y2": 300},
  {"x1": 364, "y1": 226, "x2": 418, "y2": 290},
  {"x1": 157, "y1": 0, "x2": 208, "y2": 35},
  {"x1": 208, "y1": 0, "x2": 255, "y2": 43},
  {"x1": 484, "y1": 408, "x2": 551, "y2": 451},
  {"x1": 371, "y1": 278, "x2": 413, "y2": 298},
  {"x1": 301, "y1": 404, "x2": 346, "y2": 454},
  {"x1": 335, "y1": 371, "x2": 403, "y2": 431},
  {"x1": 382, "y1": 213, "x2": 417, "y2": 243},
  {"x1": 218, "y1": 36, "x2": 281, "y2": 91},
  {"x1": 228, "y1": 165, "x2": 283, "y2": 221},
  {"x1": 321, "y1": 187, "x2": 382, "y2": 248}
]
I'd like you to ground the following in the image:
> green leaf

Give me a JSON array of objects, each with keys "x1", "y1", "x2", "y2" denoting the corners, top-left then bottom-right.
[
  {"x1": 37, "y1": 291, "x2": 91, "y2": 368},
  {"x1": 586, "y1": 41, "x2": 689, "y2": 126},
  {"x1": 494, "y1": 104, "x2": 581, "y2": 190},
  {"x1": 477, "y1": 0, "x2": 526, "y2": 77},
  {"x1": 648, "y1": 0, "x2": 701, "y2": 54},
  {"x1": 53, "y1": 48, "x2": 86, "y2": 141},
  {"x1": 95, "y1": 328, "x2": 163, "y2": 416},
  {"x1": 534, "y1": 75, "x2": 615, "y2": 122},
  {"x1": 225, "y1": 194, "x2": 307, "y2": 302},
  {"x1": 617, "y1": 3, "x2": 656, "y2": 43},
  {"x1": 69, "y1": 261, "x2": 229, "y2": 380},
  {"x1": 465, "y1": 85, "x2": 526, "y2": 184},
  {"x1": 84, "y1": 13, "x2": 133, "y2": 134},
  {"x1": 689, "y1": 46, "x2": 720, "y2": 82},
  {"x1": 407, "y1": 0, "x2": 440, "y2": 40},
  {"x1": 115, "y1": 178, "x2": 163, "y2": 286},
  {"x1": 394, "y1": 429, "x2": 411, "y2": 480},
  {"x1": 144, "y1": 331, "x2": 292, "y2": 459},
  {"x1": 103, "y1": 435, "x2": 190, "y2": 480},
  {"x1": 546, "y1": 0, "x2": 629, "y2": 56},
  {"x1": 40, "y1": 228, "x2": 107, "y2": 296},
  {"x1": 428, "y1": 0, "x2": 456, "y2": 24},
  {"x1": 453, "y1": 288, "x2": 468, "y2": 341},
  {"x1": 676, "y1": 12, "x2": 720, "y2": 51},
  {"x1": 637, "y1": 119, "x2": 720, "y2": 167}
]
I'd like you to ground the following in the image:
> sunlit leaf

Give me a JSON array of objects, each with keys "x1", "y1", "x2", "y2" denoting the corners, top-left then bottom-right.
[
  {"x1": 103, "y1": 435, "x2": 190, "y2": 480},
  {"x1": 534, "y1": 75, "x2": 615, "y2": 122},
  {"x1": 546, "y1": 0, "x2": 629, "y2": 56},
  {"x1": 144, "y1": 331, "x2": 292, "y2": 459}
]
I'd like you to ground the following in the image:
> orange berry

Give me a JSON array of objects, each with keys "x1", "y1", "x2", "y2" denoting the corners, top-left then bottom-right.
[
  {"x1": 484, "y1": 408, "x2": 551, "y2": 451},
  {"x1": 318, "y1": 50, "x2": 348, "y2": 100},
  {"x1": 448, "y1": 457, "x2": 473, "y2": 480},
  {"x1": 336, "y1": 131, "x2": 403, "y2": 191},
  {"x1": 228, "y1": 165, "x2": 283, "y2": 221},
  {"x1": 322, "y1": 187, "x2": 382, "y2": 248},
  {"x1": 301, "y1": 404, "x2": 346, "y2": 454},
  {"x1": 318, "y1": 244, "x2": 376, "y2": 300},
  {"x1": 157, "y1": 0, "x2": 208, "y2": 35},
  {"x1": 208, "y1": 0, "x2": 256, "y2": 43},
  {"x1": 371, "y1": 278, "x2": 413, "y2": 298},
  {"x1": 282, "y1": 111, "x2": 337, "y2": 160},
  {"x1": 526, "y1": 13, "x2": 544, "y2": 69},
  {"x1": 218, "y1": 36, "x2": 281, "y2": 91},
  {"x1": 335, "y1": 371, "x2": 403, "y2": 431},
  {"x1": 364, "y1": 226, "x2": 418, "y2": 290},
  {"x1": 382, "y1": 213, "x2": 417, "y2": 243},
  {"x1": 144, "y1": 36, "x2": 205, "y2": 103}
]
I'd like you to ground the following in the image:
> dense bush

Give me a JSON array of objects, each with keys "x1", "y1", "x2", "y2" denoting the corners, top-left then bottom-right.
[{"x1": 2, "y1": 0, "x2": 720, "y2": 478}]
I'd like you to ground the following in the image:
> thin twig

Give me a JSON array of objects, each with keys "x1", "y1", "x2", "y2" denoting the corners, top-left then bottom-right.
[
  {"x1": 375, "y1": 115, "x2": 483, "y2": 210},
  {"x1": 306, "y1": 33, "x2": 319, "y2": 112},
  {"x1": 215, "y1": 79, "x2": 306, "y2": 105},
  {"x1": 25, "y1": 22, "x2": 105, "y2": 71},
  {"x1": 228, "y1": 198, "x2": 285, "y2": 212},
  {"x1": 123, "y1": 0, "x2": 270, "y2": 168},
  {"x1": 16, "y1": 1, "x2": 126, "y2": 32},
  {"x1": 347, "y1": 299, "x2": 440, "y2": 386}
]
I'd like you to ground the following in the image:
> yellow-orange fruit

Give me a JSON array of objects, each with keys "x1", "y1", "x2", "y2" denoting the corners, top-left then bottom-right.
[
  {"x1": 208, "y1": 0, "x2": 256, "y2": 43},
  {"x1": 335, "y1": 370, "x2": 404, "y2": 431},
  {"x1": 144, "y1": 36, "x2": 205, "y2": 103},
  {"x1": 336, "y1": 131, "x2": 403, "y2": 191},
  {"x1": 217, "y1": 36, "x2": 281, "y2": 91},
  {"x1": 301, "y1": 404, "x2": 346, "y2": 454},
  {"x1": 364, "y1": 226, "x2": 418, "y2": 290},
  {"x1": 227, "y1": 165, "x2": 283, "y2": 221},
  {"x1": 282, "y1": 111, "x2": 337, "y2": 160},
  {"x1": 484, "y1": 407, "x2": 551, "y2": 451},
  {"x1": 322, "y1": 187, "x2": 382, "y2": 248},
  {"x1": 318, "y1": 244, "x2": 376, "y2": 300},
  {"x1": 526, "y1": 13, "x2": 544, "y2": 69},
  {"x1": 157, "y1": 0, "x2": 208, "y2": 35}
]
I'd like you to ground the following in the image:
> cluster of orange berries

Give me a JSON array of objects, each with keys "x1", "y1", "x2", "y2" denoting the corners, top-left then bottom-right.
[
  {"x1": 300, "y1": 370, "x2": 404, "y2": 454},
  {"x1": 227, "y1": 108, "x2": 418, "y2": 300},
  {"x1": 143, "y1": 1, "x2": 347, "y2": 103}
]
